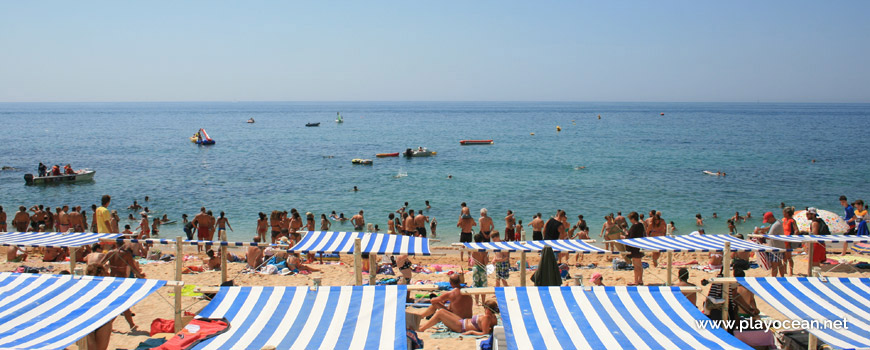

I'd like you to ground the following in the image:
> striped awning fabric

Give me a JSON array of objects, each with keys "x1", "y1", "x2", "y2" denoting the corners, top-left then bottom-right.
[
  {"x1": 0, "y1": 272, "x2": 165, "y2": 349},
  {"x1": 289, "y1": 231, "x2": 430, "y2": 255},
  {"x1": 464, "y1": 240, "x2": 616, "y2": 254},
  {"x1": 614, "y1": 234, "x2": 786, "y2": 252},
  {"x1": 737, "y1": 277, "x2": 870, "y2": 350},
  {"x1": 496, "y1": 286, "x2": 751, "y2": 350},
  {"x1": 761, "y1": 234, "x2": 870, "y2": 244},
  {"x1": 0, "y1": 231, "x2": 121, "y2": 248},
  {"x1": 108, "y1": 238, "x2": 286, "y2": 247},
  {"x1": 191, "y1": 285, "x2": 406, "y2": 350}
]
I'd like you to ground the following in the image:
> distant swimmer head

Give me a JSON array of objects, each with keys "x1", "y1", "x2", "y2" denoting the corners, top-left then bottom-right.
[{"x1": 447, "y1": 174, "x2": 453, "y2": 179}]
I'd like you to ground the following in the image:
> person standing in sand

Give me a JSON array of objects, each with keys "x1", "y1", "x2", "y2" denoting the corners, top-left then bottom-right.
[
  {"x1": 529, "y1": 213, "x2": 544, "y2": 241},
  {"x1": 106, "y1": 243, "x2": 142, "y2": 331},
  {"x1": 504, "y1": 210, "x2": 516, "y2": 241},
  {"x1": 415, "y1": 210, "x2": 428, "y2": 237},
  {"x1": 256, "y1": 212, "x2": 267, "y2": 243},
  {"x1": 615, "y1": 211, "x2": 627, "y2": 229},
  {"x1": 457, "y1": 212, "x2": 477, "y2": 261},
  {"x1": 193, "y1": 208, "x2": 209, "y2": 251},
  {"x1": 12, "y1": 206, "x2": 28, "y2": 232},
  {"x1": 624, "y1": 212, "x2": 645, "y2": 286},
  {"x1": 754, "y1": 211, "x2": 785, "y2": 277},
  {"x1": 491, "y1": 231, "x2": 510, "y2": 286},
  {"x1": 470, "y1": 233, "x2": 488, "y2": 305},
  {"x1": 647, "y1": 211, "x2": 667, "y2": 267},
  {"x1": 840, "y1": 195, "x2": 856, "y2": 256},
  {"x1": 95, "y1": 195, "x2": 112, "y2": 234},
  {"x1": 70, "y1": 207, "x2": 84, "y2": 232},
  {"x1": 137, "y1": 213, "x2": 150, "y2": 238},
  {"x1": 781, "y1": 207, "x2": 798, "y2": 276},
  {"x1": 479, "y1": 209, "x2": 494, "y2": 242},
  {"x1": 351, "y1": 210, "x2": 365, "y2": 231},
  {"x1": 387, "y1": 213, "x2": 396, "y2": 234},
  {"x1": 58, "y1": 206, "x2": 70, "y2": 232},
  {"x1": 207, "y1": 210, "x2": 217, "y2": 241}
]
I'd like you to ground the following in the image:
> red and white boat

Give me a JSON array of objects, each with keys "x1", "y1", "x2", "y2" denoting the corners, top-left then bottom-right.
[{"x1": 459, "y1": 140, "x2": 493, "y2": 145}]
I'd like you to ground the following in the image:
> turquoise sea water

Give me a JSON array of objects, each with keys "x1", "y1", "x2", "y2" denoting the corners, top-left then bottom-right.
[{"x1": 1, "y1": 102, "x2": 867, "y2": 244}]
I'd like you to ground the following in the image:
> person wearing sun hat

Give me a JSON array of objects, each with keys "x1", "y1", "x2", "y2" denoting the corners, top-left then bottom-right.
[{"x1": 589, "y1": 272, "x2": 604, "y2": 286}]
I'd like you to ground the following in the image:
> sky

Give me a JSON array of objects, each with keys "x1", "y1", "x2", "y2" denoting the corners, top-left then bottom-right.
[{"x1": 1, "y1": 1, "x2": 868, "y2": 103}]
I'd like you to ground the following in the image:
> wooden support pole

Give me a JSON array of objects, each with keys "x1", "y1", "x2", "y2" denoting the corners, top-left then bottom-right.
[
  {"x1": 354, "y1": 238, "x2": 362, "y2": 286},
  {"x1": 220, "y1": 231, "x2": 228, "y2": 284},
  {"x1": 808, "y1": 333, "x2": 818, "y2": 350},
  {"x1": 368, "y1": 254, "x2": 378, "y2": 285},
  {"x1": 520, "y1": 231, "x2": 527, "y2": 287},
  {"x1": 69, "y1": 247, "x2": 77, "y2": 275},
  {"x1": 806, "y1": 242, "x2": 814, "y2": 277},
  {"x1": 722, "y1": 241, "x2": 731, "y2": 321},
  {"x1": 174, "y1": 236, "x2": 183, "y2": 332},
  {"x1": 666, "y1": 251, "x2": 673, "y2": 286}
]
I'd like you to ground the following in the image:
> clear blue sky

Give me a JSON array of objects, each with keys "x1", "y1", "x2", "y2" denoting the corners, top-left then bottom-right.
[{"x1": 1, "y1": 1, "x2": 868, "y2": 102}]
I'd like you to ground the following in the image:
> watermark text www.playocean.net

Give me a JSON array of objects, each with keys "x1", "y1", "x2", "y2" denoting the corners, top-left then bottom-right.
[{"x1": 696, "y1": 318, "x2": 848, "y2": 332}]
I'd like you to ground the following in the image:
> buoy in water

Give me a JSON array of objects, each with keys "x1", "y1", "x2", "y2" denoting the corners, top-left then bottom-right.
[
  {"x1": 660, "y1": 112, "x2": 665, "y2": 116},
  {"x1": 556, "y1": 126, "x2": 561, "y2": 132},
  {"x1": 597, "y1": 114, "x2": 601, "y2": 120},
  {"x1": 530, "y1": 132, "x2": 535, "y2": 135}
]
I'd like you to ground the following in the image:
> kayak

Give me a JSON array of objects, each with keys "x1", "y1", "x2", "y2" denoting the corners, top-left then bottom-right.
[
  {"x1": 376, "y1": 153, "x2": 399, "y2": 157},
  {"x1": 460, "y1": 140, "x2": 493, "y2": 145},
  {"x1": 305, "y1": 123, "x2": 320, "y2": 127},
  {"x1": 703, "y1": 171, "x2": 720, "y2": 176}
]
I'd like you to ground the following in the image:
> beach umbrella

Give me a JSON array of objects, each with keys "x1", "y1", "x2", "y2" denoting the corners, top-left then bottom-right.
[
  {"x1": 793, "y1": 209, "x2": 850, "y2": 234},
  {"x1": 531, "y1": 246, "x2": 561, "y2": 286}
]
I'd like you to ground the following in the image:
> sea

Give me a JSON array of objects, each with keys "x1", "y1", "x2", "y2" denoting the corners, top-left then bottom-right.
[{"x1": 1, "y1": 102, "x2": 868, "y2": 244}]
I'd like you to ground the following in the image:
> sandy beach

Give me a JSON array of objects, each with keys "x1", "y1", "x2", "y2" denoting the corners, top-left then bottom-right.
[{"x1": 4, "y1": 243, "x2": 869, "y2": 350}]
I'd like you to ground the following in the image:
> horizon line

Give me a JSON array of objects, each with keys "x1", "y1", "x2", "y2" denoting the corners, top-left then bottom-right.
[{"x1": 2, "y1": 100, "x2": 869, "y2": 105}]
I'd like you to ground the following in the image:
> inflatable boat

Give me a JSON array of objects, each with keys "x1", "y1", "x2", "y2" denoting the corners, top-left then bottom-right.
[
  {"x1": 305, "y1": 122, "x2": 320, "y2": 127},
  {"x1": 351, "y1": 159, "x2": 373, "y2": 165},
  {"x1": 460, "y1": 140, "x2": 493, "y2": 145},
  {"x1": 191, "y1": 129, "x2": 215, "y2": 145}
]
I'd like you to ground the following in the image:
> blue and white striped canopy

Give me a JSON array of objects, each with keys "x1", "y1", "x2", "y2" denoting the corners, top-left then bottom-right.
[
  {"x1": 761, "y1": 234, "x2": 870, "y2": 244},
  {"x1": 192, "y1": 285, "x2": 406, "y2": 350},
  {"x1": 0, "y1": 231, "x2": 121, "y2": 248},
  {"x1": 0, "y1": 272, "x2": 165, "y2": 350},
  {"x1": 614, "y1": 234, "x2": 785, "y2": 252},
  {"x1": 289, "y1": 231, "x2": 430, "y2": 255},
  {"x1": 464, "y1": 240, "x2": 616, "y2": 254},
  {"x1": 496, "y1": 286, "x2": 750, "y2": 350},
  {"x1": 737, "y1": 277, "x2": 870, "y2": 350},
  {"x1": 108, "y1": 238, "x2": 283, "y2": 247}
]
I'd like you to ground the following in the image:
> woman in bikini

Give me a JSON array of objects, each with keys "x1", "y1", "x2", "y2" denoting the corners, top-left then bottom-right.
[
  {"x1": 320, "y1": 214, "x2": 331, "y2": 231},
  {"x1": 418, "y1": 299, "x2": 500, "y2": 335},
  {"x1": 256, "y1": 212, "x2": 268, "y2": 243}
]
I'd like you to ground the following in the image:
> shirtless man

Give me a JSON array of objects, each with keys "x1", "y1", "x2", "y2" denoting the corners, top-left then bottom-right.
[
  {"x1": 69, "y1": 207, "x2": 84, "y2": 232},
  {"x1": 127, "y1": 200, "x2": 142, "y2": 211},
  {"x1": 456, "y1": 212, "x2": 477, "y2": 261},
  {"x1": 193, "y1": 207, "x2": 209, "y2": 250},
  {"x1": 204, "y1": 250, "x2": 221, "y2": 270},
  {"x1": 0, "y1": 206, "x2": 6, "y2": 232},
  {"x1": 403, "y1": 210, "x2": 416, "y2": 235},
  {"x1": 674, "y1": 268, "x2": 697, "y2": 306},
  {"x1": 43, "y1": 245, "x2": 67, "y2": 262},
  {"x1": 12, "y1": 206, "x2": 29, "y2": 232},
  {"x1": 478, "y1": 209, "x2": 493, "y2": 242},
  {"x1": 351, "y1": 210, "x2": 365, "y2": 231},
  {"x1": 30, "y1": 205, "x2": 45, "y2": 231},
  {"x1": 614, "y1": 211, "x2": 627, "y2": 229},
  {"x1": 529, "y1": 213, "x2": 544, "y2": 241},
  {"x1": 6, "y1": 245, "x2": 27, "y2": 262},
  {"x1": 216, "y1": 212, "x2": 233, "y2": 240},
  {"x1": 207, "y1": 210, "x2": 217, "y2": 240},
  {"x1": 414, "y1": 210, "x2": 428, "y2": 237},
  {"x1": 247, "y1": 237, "x2": 264, "y2": 269},
  {"x1": 504, "y1": 210, "x2": 516, "y2": 241},
  {"x1": 414, "y1": 274, "x2": 473, "y2": 320}
]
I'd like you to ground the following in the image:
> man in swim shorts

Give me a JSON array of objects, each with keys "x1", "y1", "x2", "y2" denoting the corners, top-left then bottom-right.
[
  {"x1": 457, "y1": 212, "x2": 477, "y2": 261},
  {"x1": 504, "y1": 210, "x2": 516, "y2": 241},
  {"x1": 351, "y1": 210, "x2": 365, "y2": 231},
  {"x1": 414, "y1": 210, "x2": 428, "y2": 237},
  {"x1": 478, "y1": 208, "x2": 493, "y2": 242},
  {"x1": 529, "y1": 213, "x2": 544, "y2": 241}
]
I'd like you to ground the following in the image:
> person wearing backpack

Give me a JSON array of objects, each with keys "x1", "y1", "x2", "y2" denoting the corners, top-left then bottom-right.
[{"x1": 807, "y1": 207, "x2": 828, "y2": 268}]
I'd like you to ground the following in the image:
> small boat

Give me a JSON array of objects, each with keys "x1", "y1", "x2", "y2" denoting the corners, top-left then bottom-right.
[
  {"x1": 336, "y1": 112, "x2": 344, "y2": 123},
  {"x1": 404, "y1": 148, "x2": 436, "y2": 157},
  {"x1": 25, "y1": 169, "x2": 95, "y2": 185},
  {"x1": 459, "y1": 140, "x2": 493, "y2": 145},
  {"x1": 703, "y1": 170, "x2": 725, "y2": 176},
  {"x1": 351, "y1": 158, "x2": 373, "y2": 165},
  {"x1": 305, "y1": 123, "x2": 320, "y2": 127},
  {"x1": 376, "y1": 153, "x2": 400, "y2": 157},
  {"x1": 246, "y1": 118, "x2": 255, "y2": 123},
  {"x1": 191, "y1": 128, "x2": 215, "y2": 145}
]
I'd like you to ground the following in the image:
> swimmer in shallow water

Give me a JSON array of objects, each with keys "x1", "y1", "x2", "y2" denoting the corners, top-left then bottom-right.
[{"x1": 447, "y1": 174, "x2": 453, "y2": 179}]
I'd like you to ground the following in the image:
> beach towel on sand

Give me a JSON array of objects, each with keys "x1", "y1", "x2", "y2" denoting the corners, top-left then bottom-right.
[{"x1": 152, "y1": 318, "x2": 229, "y2": 350}]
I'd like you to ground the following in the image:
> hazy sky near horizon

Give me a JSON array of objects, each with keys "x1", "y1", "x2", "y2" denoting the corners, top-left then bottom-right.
[{"x1": 1, "y1": 1, "x2": 869, "y2": 103}]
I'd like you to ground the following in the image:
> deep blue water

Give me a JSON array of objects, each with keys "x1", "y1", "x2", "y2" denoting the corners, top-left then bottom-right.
[{"x1": 1, "y1": 102, "x2": 867, "y2": 243}]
